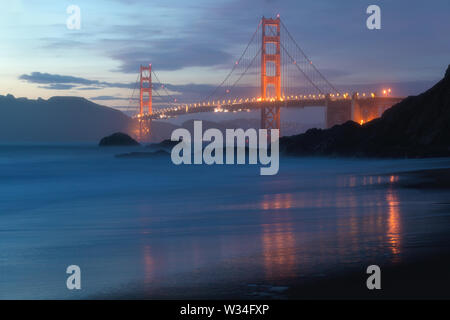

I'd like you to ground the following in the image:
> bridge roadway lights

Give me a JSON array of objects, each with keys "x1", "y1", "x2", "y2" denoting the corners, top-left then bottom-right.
[{"x1": 145, "y1": 95, "x2": 403, "y2": 133}]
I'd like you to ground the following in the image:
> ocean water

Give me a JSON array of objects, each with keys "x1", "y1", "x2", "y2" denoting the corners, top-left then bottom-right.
[{"x1": 1, "y1": 145, "x2": 450, "y2": 299}]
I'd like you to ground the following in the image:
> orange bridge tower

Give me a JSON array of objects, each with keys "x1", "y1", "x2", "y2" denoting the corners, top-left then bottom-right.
[
  {"x1": 261, "y1": 17, "x2": 281, "y2": 131},
  {"x1": 140, "y1": 64, "x2": 152, "y2": 115},
  {"x1": 138, "y1": 64, "x2": 152, "y2": 140}
]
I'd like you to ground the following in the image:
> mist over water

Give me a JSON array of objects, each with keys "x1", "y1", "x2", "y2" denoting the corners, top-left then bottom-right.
[{"x1": 1, "y1": 145, "x2": 450, "y2": 299}]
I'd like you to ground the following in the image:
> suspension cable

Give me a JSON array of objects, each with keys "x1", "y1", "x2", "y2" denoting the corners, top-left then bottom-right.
[
  {"x1": 215, "y1": 48, "x2": 262, "y2": 103},
  {"x1": 280, "y1": 21, "x2": 340, "y2": 94},
  {"x1": 151, "y1": 70, "x2": 180, "y2": 105},
  {"x1": 204, "y1": 20, "x2": 262, "y2": 102},
  {"x1": 265, "y1": 25, "x2": 323, "y2": 95}
]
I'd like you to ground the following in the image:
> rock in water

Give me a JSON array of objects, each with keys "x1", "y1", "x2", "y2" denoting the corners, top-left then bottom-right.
[{"x1": 99, "y1": 132, "x2": 140, "y2": 146}]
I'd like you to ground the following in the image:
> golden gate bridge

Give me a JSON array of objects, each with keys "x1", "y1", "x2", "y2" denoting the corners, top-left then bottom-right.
[{"x1": 126, "y1": 17, "x2": 403, "y2": 140}]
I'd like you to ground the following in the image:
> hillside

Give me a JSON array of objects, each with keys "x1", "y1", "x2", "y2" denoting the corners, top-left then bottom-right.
[
  {"x1": 280, "y1": 65, "x2": 450, "y2": 158},
  {"x1": 0, "y1": 95, "x2": 134, "y2": 143}
]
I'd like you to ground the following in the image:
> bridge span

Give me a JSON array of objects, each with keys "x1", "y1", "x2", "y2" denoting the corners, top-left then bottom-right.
[
  {"x1": 137, "y1": 94, "x2": 404, "y2": 130},
  {"x1": 127, "y1": 16, "x2": 404, "y2": 140}
]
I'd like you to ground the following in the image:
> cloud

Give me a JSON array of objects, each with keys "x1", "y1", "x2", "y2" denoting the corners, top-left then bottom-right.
[
  {"x1": 90, "y1": 95, "x2": 133, "y2": 101},
  {"x1": 89, "y1": 95, "x2": 171, "y2": 103},
  {"x1": 38, "y1": 84, "x2": 78, "y2": 90},
  {"x1": 19, "y1": 71, "x2": 222, "y2": 103},
  {"x1": 77, "y1": 87, "x2": 104, "y2": 91},
  {"x1": 19, "y1": 72, "x2": 135, "y2": 90},
  {"x1": 18, "y1": 71, "x2": 217, "y2": 96},
  {"x1": 20, "y1": 72, "x2": 97, "y2": 85},
  {"x1": 109, "y1": 39, "x2": 233, "y2": 73}
]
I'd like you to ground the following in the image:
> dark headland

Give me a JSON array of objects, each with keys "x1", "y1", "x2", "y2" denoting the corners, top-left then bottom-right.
[{"x1": 280, "y1": 65, "x2": 450, "y2": 158}]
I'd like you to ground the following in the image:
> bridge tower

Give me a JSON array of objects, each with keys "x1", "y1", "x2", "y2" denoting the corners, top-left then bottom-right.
[
  {"x1": 261, "y1": 17, "x2": 281, "y2": 131},
  {"x1": 139, "y1": 64, "x2": 152, "y2": 140},
  {"x1": 140, "y1": 64, "x2": 152, "y2": 115}
]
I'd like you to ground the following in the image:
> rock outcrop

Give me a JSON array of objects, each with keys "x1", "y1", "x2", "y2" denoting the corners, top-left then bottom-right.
[{"x1": 99, "y1": 132, "x2": 140, "y2": 146}]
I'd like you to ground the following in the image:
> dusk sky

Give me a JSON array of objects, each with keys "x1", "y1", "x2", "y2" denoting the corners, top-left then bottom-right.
[{"x1": 1, "y1": 0, "x2": 449, "y2": 111}]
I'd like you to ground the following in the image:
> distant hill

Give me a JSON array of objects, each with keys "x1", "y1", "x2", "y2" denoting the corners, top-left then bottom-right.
[
  {"x1": 280, "y1": 65, "x2": 450, "y2": 158},
  {"x1": 0, "y1": 95, "x2": 134, "y2": 143}
]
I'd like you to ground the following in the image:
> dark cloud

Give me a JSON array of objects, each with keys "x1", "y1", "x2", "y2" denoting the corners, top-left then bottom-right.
[
  {"x1": 18, "y1": 71, "x2": 219, "y2": 97},
  {"x1": 19, "y1": 71, "x2": 222, "y2": 102},
  {"x1": 41, "y1": 38, "x2": 87, "y2": 50},
  {"x1": 20, "y1": 72, "x2": 98, "y2": 85},
  {"x1": 110, "y1": 40, "x2": 233, "y2": 73},
  {"x1": 38, "y1": 84, "x2": 78, "y2": 90},
  {"x1": 77, "y1": 87, "x2": 104, "y2": 91},
  {"x1": 90, "y1": 95, "x2": 133, "y2": 101},
  {"x1": 19, "y1": 72, "x2": 135, "y2": 90}
]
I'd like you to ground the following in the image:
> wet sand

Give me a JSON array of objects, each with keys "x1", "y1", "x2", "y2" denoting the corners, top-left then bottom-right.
[
  {"x1": 398, "y1": 168, "x2": 450, "y2": 190},
  {"x1": 284, "y1": 251, "x2": 450, "y2": 299},
  {"x1": 108, "y1": 167, "x2": 450, "y2": 300},
  {"x1": 284, "y1": 167, "x2": 450, "y2": 299},
  {"x1": 105, "y1": 251, "x2": 450, "y2": 300}
]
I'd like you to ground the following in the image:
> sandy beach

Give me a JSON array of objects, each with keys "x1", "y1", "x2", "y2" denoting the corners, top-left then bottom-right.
[{"x1": 93, "y1": 164, "x2": 450, "y2": 300}]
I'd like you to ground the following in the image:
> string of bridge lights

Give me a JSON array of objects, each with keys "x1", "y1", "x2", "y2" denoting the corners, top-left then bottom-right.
[{"x1": 133, "y1": 89, "x2": 393, "y2": 120}]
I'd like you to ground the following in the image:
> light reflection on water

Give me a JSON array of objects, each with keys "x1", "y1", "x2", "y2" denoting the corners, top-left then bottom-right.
[
  {"x1": 143, "y1": 245, "x2": 154, "y2": 285},
  {"x1": 386, "y1": 189, "x2": 401, "y2": 259},
  {"x1": 1, "y1": 146, "x2": 449, "y2": 299},
  {"x1": 250, "y1": 174, "x2": 404, "y2": 282},
  {"x1": 261, "y1": 222, "x2": 296, "y2": 281}
]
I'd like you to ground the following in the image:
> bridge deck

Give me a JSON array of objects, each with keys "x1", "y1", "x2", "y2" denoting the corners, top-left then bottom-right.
[{"x1": 135, "y1": 96, "x2": 404, "y2": 121}]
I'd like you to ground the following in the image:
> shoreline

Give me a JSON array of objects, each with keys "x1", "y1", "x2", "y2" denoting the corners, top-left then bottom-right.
[
  {"x1": 285, "y1": 167, "x2": 450, "y2": 299},
  {"x1": 100, "y1": 166, "x2": 450, "y2": 300},
  {"x1": 99, "y1": 249, "x2": 450, "y2": 300}
]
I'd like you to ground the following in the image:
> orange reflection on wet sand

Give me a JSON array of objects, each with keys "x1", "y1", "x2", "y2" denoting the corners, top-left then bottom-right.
[
  {"x1": 261, "y1": 222, "x2": 296, "y2": 280},
  {"x1": 259, "y1": 193, "x2": 297, "y2": 280},
  {"x1": 389, "y1": 175, "x2": 399, "y2": 183},
  {"x1": 386, "y1": 190, "x2": 401, "y2": 258},
  {"x1": 143, "y1": 245, "x2": 154, "y2": 284},
  {"x1": 261, "y1": 193, "x2": 293, "y2": 210}
]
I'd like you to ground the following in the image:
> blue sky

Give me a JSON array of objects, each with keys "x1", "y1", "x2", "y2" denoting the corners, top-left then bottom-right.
[{"x1": 1, "y1": 0, "x2": 449, "y2": 111}]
